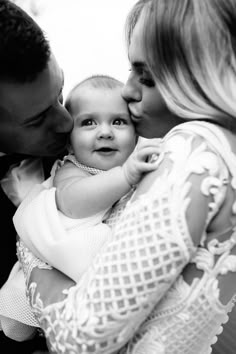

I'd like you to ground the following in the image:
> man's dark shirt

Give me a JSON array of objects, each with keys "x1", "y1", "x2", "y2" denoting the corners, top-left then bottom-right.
[{"x1": 0, "y1": 154, "x2": 55, "y2": 353}]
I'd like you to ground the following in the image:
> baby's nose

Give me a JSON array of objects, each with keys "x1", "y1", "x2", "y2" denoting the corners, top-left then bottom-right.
[{"x1": 97, "y1": 124, "x2": 114, "y2": 139}]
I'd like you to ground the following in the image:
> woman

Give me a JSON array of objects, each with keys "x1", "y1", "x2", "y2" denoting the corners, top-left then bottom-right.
[{"x1": 14, "y1": 0, "x2": 236, "y2": 353}]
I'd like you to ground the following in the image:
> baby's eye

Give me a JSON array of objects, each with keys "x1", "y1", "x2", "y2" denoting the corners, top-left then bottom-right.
[
  {"x1": 113, "y1": 118, "x2": 127, "y2": 125},
  {"x1": 81, "y1": 119, "x2": 96, "y2": 126}
]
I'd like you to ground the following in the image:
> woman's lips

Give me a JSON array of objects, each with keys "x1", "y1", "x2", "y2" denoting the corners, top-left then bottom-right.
[
  {"x1": 131, "y1": 114, "x2": 141, "y2": 123},
  {"x1": 129, "y1": 108, "x2": 141, "y2": 123}
]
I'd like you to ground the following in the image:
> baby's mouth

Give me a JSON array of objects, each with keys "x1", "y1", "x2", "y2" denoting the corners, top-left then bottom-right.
[
  {"x1": 95, "y1": 147, "x2": 117, "y2": 155},
  {"x1": 96, "y1": 147, "x2": 116, "y2": 152}
]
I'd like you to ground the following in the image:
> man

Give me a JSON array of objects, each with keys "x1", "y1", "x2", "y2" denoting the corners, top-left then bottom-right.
[{"x1": 0, "y1": 0, "x2": 73, "y2": 352}]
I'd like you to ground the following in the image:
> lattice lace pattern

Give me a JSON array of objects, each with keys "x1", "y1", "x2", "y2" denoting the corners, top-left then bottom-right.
[
  {"x1": 17, "y1": 122, "x2": 236, "y2": 354},
  {"x1": 118, "y1": 275, "x2": 235, "y2": 354}
]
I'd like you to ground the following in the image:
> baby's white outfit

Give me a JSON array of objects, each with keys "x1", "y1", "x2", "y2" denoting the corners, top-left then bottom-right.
[
  {"x1": 0, "y1": 156, "x2": 112, "y2": 341},
  {"x1": 21, "y1": 155, "x2": 112, "y2": 282}
]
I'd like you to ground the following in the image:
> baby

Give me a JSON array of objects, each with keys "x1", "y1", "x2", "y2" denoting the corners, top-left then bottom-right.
[{"x1": 17, "y1": 74, "x2": 160, "y2": 282}]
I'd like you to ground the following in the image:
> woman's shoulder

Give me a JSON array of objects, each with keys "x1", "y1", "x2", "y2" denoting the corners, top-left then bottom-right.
[
  {"x1": 167, "y1": 120, "x2": 235, "y2": 144},
  {"x1": 166, "y1": 120, "x2": 223, "y2": 138},
  {"x1": 165, "y1": 121, "x2": 236, "y2": 161}
]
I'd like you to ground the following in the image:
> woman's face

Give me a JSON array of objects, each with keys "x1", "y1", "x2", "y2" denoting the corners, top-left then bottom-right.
[{"x1": 122, "y1": 14, "x2": 183, "y2": 139}]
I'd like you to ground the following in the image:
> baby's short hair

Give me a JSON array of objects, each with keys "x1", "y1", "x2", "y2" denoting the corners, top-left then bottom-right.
[
  {"x1": 65, "y1": 74, "x2": 124, "y2": 112},
  {"x1": 76, "y1": 74, "x2": 123, "y2": 90}
]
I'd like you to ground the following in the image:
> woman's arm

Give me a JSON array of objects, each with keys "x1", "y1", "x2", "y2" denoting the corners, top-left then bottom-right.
[{"x1": 17, "y1": 131, "x2": 224, "y2": 353}]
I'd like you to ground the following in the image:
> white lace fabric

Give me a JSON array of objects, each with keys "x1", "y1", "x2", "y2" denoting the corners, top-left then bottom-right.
[{"x1": 15, "y1": 121, "x2": 236, "y2": 353}]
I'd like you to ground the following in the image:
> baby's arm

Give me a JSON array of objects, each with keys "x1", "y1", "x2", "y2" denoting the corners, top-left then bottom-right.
[{"x1": 53, "y1": 142, "x2": 160, "y2": 219}]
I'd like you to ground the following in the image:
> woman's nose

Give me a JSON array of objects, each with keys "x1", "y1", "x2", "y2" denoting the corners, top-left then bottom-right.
[{"x1": 121, "y1": 76, "x2": 141, "y2": 103}]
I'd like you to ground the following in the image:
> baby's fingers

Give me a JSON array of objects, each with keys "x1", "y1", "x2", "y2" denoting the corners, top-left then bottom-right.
[
  {"x1": 136, "y1": 160, "x2": 159, "y2": 175},
  {"x1": 137, "y1": 146, "x2": 161, "y2": 162},
  {"x1": 148, "y1": 153, "x2": 159, "y2": 164}
]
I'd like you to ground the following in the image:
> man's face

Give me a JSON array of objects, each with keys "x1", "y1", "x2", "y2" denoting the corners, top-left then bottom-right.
[{"x1": 0, "y1": 54, "x2": 73, "y2": 156}]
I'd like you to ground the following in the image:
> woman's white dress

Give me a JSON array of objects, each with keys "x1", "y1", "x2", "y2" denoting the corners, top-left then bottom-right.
[{"x1": 15, "y1": 121, "x2": 236, "y2": 354}]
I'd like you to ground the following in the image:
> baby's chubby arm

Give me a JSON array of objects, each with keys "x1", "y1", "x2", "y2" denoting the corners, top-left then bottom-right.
[{"x1": 54, "y1": 141, "x2": 161, "y2": 219}]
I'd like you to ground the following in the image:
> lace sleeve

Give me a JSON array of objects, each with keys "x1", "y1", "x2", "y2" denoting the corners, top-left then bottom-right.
[{"x1": 22, "y1": 129, "x2": 228, "y2": 354}]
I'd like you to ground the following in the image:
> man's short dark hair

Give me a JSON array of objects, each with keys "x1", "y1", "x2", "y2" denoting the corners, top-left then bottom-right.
[{"x1": 0, "y1": 0, "x2": 51, "y2": 82}]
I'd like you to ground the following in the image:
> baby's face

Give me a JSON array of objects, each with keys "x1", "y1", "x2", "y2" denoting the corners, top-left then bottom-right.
[{"x1": 69, "y1": 86, "x2": 136, "y2": 170}]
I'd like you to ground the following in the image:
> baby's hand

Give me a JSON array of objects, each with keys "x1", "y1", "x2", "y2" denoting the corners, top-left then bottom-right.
[{"x1": 122, "y1": 139, "x2": 162, "y2": 186}]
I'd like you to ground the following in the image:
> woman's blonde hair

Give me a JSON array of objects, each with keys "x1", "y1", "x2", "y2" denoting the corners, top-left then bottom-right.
[{"x1": 126, "y1": 0, "x2": 236, "y2": 130}]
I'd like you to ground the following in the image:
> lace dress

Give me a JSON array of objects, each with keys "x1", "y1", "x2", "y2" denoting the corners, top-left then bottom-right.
[{"x1": 15, "y1": 121, "x2": 236, "y2": 354}]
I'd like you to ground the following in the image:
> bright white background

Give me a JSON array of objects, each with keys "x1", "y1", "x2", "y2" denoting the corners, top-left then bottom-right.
[{"x1": 20, "y1": 0, "x2": 138, "y2": 97}]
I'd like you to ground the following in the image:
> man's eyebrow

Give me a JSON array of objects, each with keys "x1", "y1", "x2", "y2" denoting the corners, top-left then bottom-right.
[{"x1": 24, "y1": 69, "x2": 64, "y2": 124}]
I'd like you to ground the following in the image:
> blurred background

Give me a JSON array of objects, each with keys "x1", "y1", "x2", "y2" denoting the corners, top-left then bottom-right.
[{"x1": 11, "y1": 0, "x2": 137, "y2": 97}]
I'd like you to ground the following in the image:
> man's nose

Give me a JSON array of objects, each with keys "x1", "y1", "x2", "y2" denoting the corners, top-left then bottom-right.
[{"x1": 54, "y1": 105, "x2": 74, "y2": 134}]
